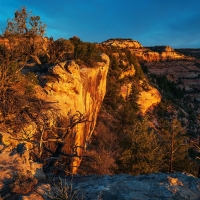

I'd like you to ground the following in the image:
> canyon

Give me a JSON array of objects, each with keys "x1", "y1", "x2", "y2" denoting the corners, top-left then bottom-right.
[
  {"x1": 102, "y1": 39, "x2": 200, "y2": 126},
  {"x1": 1, "y1": 37, "x2": 200, "y2": 199}
]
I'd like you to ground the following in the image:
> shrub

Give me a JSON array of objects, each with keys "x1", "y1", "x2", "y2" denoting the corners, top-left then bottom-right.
[
  {"x1": 24, "y1": 85, "x2": 35, "y2": 95},
  {"x1": 10, "y1": 173, "x2": 38, "y2": 194},
  {"x1": 25, "y1": 72, "x2": 39, "y2": 85}
]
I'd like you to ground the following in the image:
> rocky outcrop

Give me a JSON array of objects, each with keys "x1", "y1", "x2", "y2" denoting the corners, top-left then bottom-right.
[
  {"x1": 120, "y1": 83, "x2": 132, "y2": 100},
  {"x1": 119, "y1": 63, "x2": 135, "y2": 99},
  {"x1": 119, "y1": 64, "x2": 135, "y2": 79},
  {"x1": 118, "y1": 61, "x2": 161, "y2": 114},
  {"x1": 18, "y1": 173, "x2": 200, "y2": 200},
  {"x1": 0, "y1": 144, "x2": 45, "y2": 197},
  {"x1": 102, "y1": 39, "x2": 192, "y2": 62},
  {"x1": 102, "y1": 38, "x2": 143, "y2": 48},
  {"x1": 36, "y1": 53, "x2": 109, "y2": 173},
  {"x1": 138, "y1": 84, "x2": 161, "y2": 115},
  {"x1": 141, "y1": 46, "x2": 192, "y2": 62},
  {"x1": 0, "y1": 53, "x2": 109, "y2": 174},
  {"x1": 142, "y1": 51, "x2": 160, "y2": 61}
]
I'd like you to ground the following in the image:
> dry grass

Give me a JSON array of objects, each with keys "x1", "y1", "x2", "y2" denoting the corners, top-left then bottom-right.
[{"x1": 46, "y1": 177, "x2": 83, "y2": 200}]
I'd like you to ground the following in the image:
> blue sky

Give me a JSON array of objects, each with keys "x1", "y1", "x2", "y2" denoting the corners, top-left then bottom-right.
[{"x1": 0, "y1": 0, "x2": 200, "y2": 48}]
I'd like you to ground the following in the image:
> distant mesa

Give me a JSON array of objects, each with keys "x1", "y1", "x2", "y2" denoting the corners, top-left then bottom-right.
[
  {"x1": 102, "y1": 38, "x2": 143, "y2": 49},
  {"x1": 101, "y1": 38, "x2": 193, "y2": 62}
]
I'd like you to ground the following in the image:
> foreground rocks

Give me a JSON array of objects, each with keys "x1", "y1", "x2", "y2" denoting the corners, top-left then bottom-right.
[
  {"x1": 0, "y1": 144, "x2": 45, "y2": 199},
  {"x1": 0, "y1": 134, "x2": 200, "y2": 200},
  {"x1": 17, "y1": 172, "x2": 200, "y2": 200}
]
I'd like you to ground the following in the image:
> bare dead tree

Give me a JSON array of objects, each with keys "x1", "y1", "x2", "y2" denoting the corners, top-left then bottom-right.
[{"x1": 3, "y1": 96, "x2": 91, "y2": 175}]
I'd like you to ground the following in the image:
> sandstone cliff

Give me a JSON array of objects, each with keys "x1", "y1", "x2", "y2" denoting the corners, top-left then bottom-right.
[
  {"x1": 0, "y1": 54, "x2": 110, "y2": 196},
  {"x1": 36, "y1": 53, "x2": 109, "y2": 172}
]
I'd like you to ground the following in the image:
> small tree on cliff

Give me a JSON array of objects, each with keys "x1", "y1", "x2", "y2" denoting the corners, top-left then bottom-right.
[
  {"x1": 4, "y1": 6, "x2": 46, "y2": 65},
  {"x1": 46, "y1": 37, "x2": 75, "y2": 64},
  {"x1": 0, "y1": 7, "x2": 46, "y2": 119}
]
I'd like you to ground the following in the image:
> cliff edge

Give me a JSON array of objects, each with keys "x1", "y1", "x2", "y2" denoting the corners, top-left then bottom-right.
[{"x1": 36, "y1": 53, "x2": 109, "y2": 173}]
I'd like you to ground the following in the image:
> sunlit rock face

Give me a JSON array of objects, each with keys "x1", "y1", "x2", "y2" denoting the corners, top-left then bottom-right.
[
  {"x1": 119, "y1": 64, "x2": 135, "y2": 79},
  {"x1": 120, "y1": 82, "x2": 161, "y2": 115},
  {"x1": 120, "y1": 83, "x2": 132, "y2": 100},
  {"x1": 119, "y1": 63, "x2": 135, "y2": 100},
  {"x1": 0, "y1": 143, "x2": 45, "y2": 193},
  {"x1": 140, "y1": 47, "x2": 192, "y2": 62},
  {"x1": 144, "y1": 46, "x2": 192, "y2": 62},
  {"x1": 137, "y1": 86, "x2": 161, "y2": 115},
  {"x1": 102, "y1": 38, "x2": 143, "y2": 48},
  {"x1": 37, "y1": 54, "x2": 109, "y2": 173},
  {"x1": 142, "y1": 51, "x2": 160, "y2": 61}
]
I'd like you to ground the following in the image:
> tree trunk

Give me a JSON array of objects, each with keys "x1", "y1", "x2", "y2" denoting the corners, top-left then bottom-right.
[
  {"x1": 198, "y1": 135, "x2": 200, "y2": 178},
  {"x1": 198, "y1": 166, "x2": 200, "y2": 178},
  {"x1": 169, "y1": 133, "x2": 174, "y2": 173}
]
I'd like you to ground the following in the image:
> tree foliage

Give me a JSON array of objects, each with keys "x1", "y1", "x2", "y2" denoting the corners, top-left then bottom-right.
[
  {"x1": 46, "y1": 37, "x2": 74, "y2": 64},
  {"x1": 4, "y1": 7, "x2": 46, "y2": 37},
  {"x1": 3, "y1": 7, "x2": 46, "y2": 65},
  {"x1": 70, "y1": 36, "x2": 102, "y2": 66},
  {"x1": 151, "y1": 74, "x2": 184, "y2": 99},
  {"x1": 0, "y1": 7, "x2": 90, "y2": 175},
  {"x1": 115, "y1": 118, "x2": 162, "y2": 175}
]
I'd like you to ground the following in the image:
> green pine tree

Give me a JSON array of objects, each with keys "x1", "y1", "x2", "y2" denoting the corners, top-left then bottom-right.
[
  {"x1": 159, "y1": 118, "x2": 189, "y2": 172},
  {"x1": 114, "y1": 117, "x2": 163, "y2": 175}
]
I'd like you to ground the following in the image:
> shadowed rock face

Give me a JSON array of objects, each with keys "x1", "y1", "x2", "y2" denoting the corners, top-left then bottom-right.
[
  {"x1": 36, "y1": 54, "x2": 110, "y2": 173},
  {"x1": 69, "y1": 173, "x2": 200, "y2": 200},
  {"x1": 19, "y1": 173, "x2": 200, "y2": 200}
]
